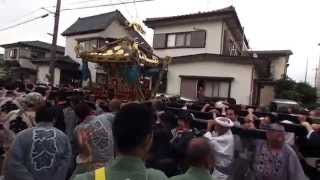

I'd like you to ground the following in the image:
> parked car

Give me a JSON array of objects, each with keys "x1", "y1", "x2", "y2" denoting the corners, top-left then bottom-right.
[{"x1": 270, "y1": 99, "x2": 302, "y2": 113}]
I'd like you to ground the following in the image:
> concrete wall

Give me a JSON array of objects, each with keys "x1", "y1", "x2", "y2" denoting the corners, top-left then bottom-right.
[
  {"x1": 153, "y1": 21, "x2": 223, "y2": 57},
  {"x1": 271, "y1": 56, "x2": 288, "y2": 80},
  {"x1": 64, "y1": 20, "x2": 131, "y2": 82},
  {"x1": 37, "y1": 65, "x2": 60, "y2": 86},
  {"x1": 167, "y1": 61, "x2": 253, "y2": 104}
]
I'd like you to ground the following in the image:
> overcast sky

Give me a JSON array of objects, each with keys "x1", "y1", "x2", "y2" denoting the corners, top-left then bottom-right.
[{"x1": 0, "y1": 0, "x2": 320, "y2": 85}]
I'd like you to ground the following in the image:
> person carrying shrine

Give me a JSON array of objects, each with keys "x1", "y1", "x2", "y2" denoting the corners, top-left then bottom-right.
[{"x1": 204, "y1": 116, "x2": 234, "y2": 180}]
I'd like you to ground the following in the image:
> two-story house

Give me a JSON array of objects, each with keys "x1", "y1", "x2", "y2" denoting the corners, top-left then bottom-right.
[
  {"x1": 246, "y1": 50, "x2": 292, "y2": 106},
  {"x1": 144, "y1": 6, "x2": 292, "y2": 105},
  {"x1": 0, "y1": 41, "x2": 79, "y2": 86},
  {"x1": 62, "y1": 10, "x2": 151, "y2": 85}
]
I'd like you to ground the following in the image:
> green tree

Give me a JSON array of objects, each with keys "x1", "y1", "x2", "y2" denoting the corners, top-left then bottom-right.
[
  {"x1": 274, "y1": 78, "x2": 317, "y2": 105},
  {"x1": 296, "y1": 82, "x2": 317, "y2": 104}
]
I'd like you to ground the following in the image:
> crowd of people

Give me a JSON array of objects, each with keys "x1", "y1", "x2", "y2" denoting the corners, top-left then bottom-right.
[{"x1": 0, "y1": 82, "x2": 319, "y2": 180}]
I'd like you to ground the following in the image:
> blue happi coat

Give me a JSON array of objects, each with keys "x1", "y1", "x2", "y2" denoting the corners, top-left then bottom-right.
[{"x1": 4, "y1": 122, "x2": 71, "y2": 180}]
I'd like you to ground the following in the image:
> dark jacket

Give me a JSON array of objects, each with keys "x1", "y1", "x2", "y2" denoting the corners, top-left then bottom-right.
[{"x1": 308, "y1": 132, "x2": 320, "y2": 148}]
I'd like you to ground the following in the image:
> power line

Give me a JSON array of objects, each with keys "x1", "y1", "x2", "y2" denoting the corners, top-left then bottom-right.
[
  {"x1": 0, "y1": 0, "x2": 155, "y2": 32},
  {"x1": 0, "y1": 14, "x2": 49, "y2": 32},
  {"x1": 118, "y1": 0, "x2": 135, "y2": 19},
  {"x1": 67, "y1": 0, "x2": 111, "y2": 5},
  {"x1": 61, "y1": 0, "x2": 155, "y2": 11},
  {"x1": 133, "y1": 0, "x2": 139, "y2": 20},
  {"x1": 1, "y1": 8, "x2": 44, "y2": 28},
  {"x1": 46, "y1": 0, "x2": 125, "y2": 8}
]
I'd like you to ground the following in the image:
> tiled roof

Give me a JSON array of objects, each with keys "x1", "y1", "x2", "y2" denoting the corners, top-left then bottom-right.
[
  {"x1": 62, "y1": 10, "x2": 152, "y2": 50},
  {"x1": 0, "y1": 41, "x2": 65, "y2": 54},
  {"x1": 32, "y1": 56, "x2": 79, "y2": 65},
  {"x1": 62, "y1": 10, "x2": 123, "y2": 36},
  {"x1": 144, "y1": 6, "x2": 234, "y2": 22},
  {"x1": 32, "y1": 56, "x2": 79, "y2": 71}
]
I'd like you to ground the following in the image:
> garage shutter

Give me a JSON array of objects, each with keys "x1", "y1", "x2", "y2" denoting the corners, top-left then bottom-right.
[
  {"x1": 180, "y1": 78, "x2": 197, "y2": 99},
  {"x1": 190, "y1": 30, "x2": 206, "y2": 48},
  {"x1": 153, "y1": 34, "x2": 167, "y2": 49}
]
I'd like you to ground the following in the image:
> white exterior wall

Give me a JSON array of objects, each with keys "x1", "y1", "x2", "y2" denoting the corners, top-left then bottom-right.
[
  {"x1": 167, "y1": 61, "x2": 253, "y2": 104},
  {"x1": 153, "y1": 21, "x2": 223, "y2": 57},
  {"x1": 64, "y1": 20, "x2": 130, "y2": 82},
  {"x1": 37, "y1": 65, "x2": 60, "y2": 86},
  {"x1": 37, "y1": 65, "x2": 49, "y2": 84},
  {"x1": 271, "y1": 56, "x2": 287, "y2": 80}
]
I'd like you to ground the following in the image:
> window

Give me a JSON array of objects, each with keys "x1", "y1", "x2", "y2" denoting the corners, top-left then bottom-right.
[
  {"x1": 153, "y1": 31, "x2": 206, "y2": 49},
  {"x1": 185, "y1": 33, "x2": 191, "y2": 46},
  {"x1": 167, "y1": 34, "x2": 176, "y2": 47},
  {"x1": 167, "y1": 32, "x2": 192, "y2": 48},
  {"x1": 31, "y1": 50, "x2": 46, "y2": 59},
  {"x1": 175, "y1": 34, "x2": 185, "y2": 47},
  {"x1": 9, "y1": 48, "x2": 18, "y2": 58},
  {"x1": 180, "y1": 78, "x2": 198, "y2": 99},
  {"x1": 204, "y1": 80, "x2": 230, "y2": 98},
  {"x1": 78, "y1": 39, "x2": 99, "y2": 53},
  {"x1": 180, "y1": 78, "x2": 231, "y2": 99}
]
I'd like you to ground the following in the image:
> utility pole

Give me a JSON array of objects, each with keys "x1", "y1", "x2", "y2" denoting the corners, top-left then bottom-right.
[
  {"x1": 317, "y1": 43, "x2": 320, "y2": 87},
  {"x1": 317, "y1": 43, "x2": 320, "y2": 103},
  {"x1": 315, "y1": 65, "x2": 318, "y2": 87},
  {"x1": 305, "y1": 57, "x2": 309, "y2": 83},
  {"x1": 49, "y1": 0, "x2": 61, "y2": 86}
]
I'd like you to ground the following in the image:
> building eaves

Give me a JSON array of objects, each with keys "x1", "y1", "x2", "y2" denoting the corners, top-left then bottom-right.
[
  {"x1": 247, "y1": 50, "x2": 293, "y2": 57},
  {"x1": 171, "y1": 53, "x2": 255, "y2": 65},
  {"x1": 0, "y1": 41, "x2": 65, "y2": 54},
  {"x1": 62, "y1": 10, "x2": 152, "y2": 50},
  {"x1": 62, "y1": 10, "x2": 124, "y2": 36}
]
